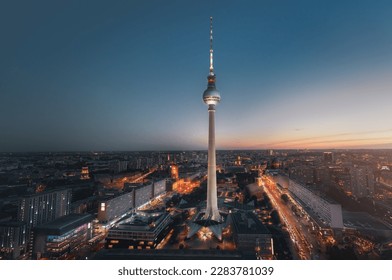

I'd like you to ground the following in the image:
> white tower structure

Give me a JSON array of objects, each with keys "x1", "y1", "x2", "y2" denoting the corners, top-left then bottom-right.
[{"x1": 203, "y1": 17, "x2": 221, "y2": 222}]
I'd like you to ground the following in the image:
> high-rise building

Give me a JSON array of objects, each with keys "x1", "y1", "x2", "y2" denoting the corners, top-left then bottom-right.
[
  {"x1": 202, "y1": 17, "x2": 221, "y2": 222},
  {"x1": 17, "y1": 188, "x2": 71, "y2": 258},
  {"x1": 0, "y1": 221, "x2": 27, "y2": 259},
  {"x1": 323, "y1": 152, "x2": 334, "y2": 163},
  {"x1": 18, "y1": 189, "x2": 71, "y2": 228},
  {"x1": 350, "y1": 165, "x2": 375, "y2": 198}
]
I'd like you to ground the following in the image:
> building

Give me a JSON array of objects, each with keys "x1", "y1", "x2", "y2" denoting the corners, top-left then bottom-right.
[
  {"x1": 125, "y1": 182, "x2": 154, "y2": 209},
  {"x1": 329, "y1": 166, "x2": 351, "y2": 192},
  {"x1": 106, "y1": 212, "x2": 172, "y2": 250},
  {"x1": 350, "y1": 165, "x2": 375, "y2": 198},
  {"x1": 323, "y1": 152, "x2": 334, "y2": 163},
  {"x1": 110, "y1": 160, "x2": 128, "y2": 174},
  {"x1": 379, "y1": 170, "x2": 392, "y2": 186},
  {"x1": 97, "y1": 190, "x2": 134, "y2": 225},
  {"x1": 33, "y1": 214, "x2": 93, "y2": 259},
  {"x1": 288, "y1": 179, "x2": 343, "y2": 228},
  {"x1": 202, "y1": 17, "x2": 221, "y2": 222},
  {"x1": 230, "y1": 212, "x2": 273, "y2": 259},
  {"x1": 245, "y1": 183, "x2": 263, "y2": 200},
  {"x1": 0, "y1": 221, "x2": 27, "y2": 259},
  {"x1": 289, "y1": 165, "x2": 315, "y2": 185},
  {"x1": 170, "y1": 164, "x2": 179, "y2": 180},
  {"x1": 80, "y1": 166, "x2": 90, "y2": 180},
  {"x1": 152, "y1": 179, "x2": 166, "y2": 197},
  {"x1": 18, "y1": 188, "x2": 72, "y2": 228}
]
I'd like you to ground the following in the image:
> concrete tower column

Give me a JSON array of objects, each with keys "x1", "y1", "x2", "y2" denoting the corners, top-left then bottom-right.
[{"x1": 204, "y1": 104, "x2": 221, "y2": 221}]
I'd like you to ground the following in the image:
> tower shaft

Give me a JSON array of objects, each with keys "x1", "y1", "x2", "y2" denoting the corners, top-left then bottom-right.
[{"x1": 204, "y1": 104, "x2": 221, "y2": 221}]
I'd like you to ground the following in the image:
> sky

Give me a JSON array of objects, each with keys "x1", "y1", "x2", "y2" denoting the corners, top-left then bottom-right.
[{"x1": 1, "y1": 0, "x2": 392, "y2": 152}]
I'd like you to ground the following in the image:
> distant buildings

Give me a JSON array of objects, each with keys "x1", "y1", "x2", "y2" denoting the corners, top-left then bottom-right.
[
  {"x1": 350, "y1": 165, "x2": 374, "y2": 198},
  {"x1": 110, "y1": 160, "x2": 128, "y2": 174},
  {"x1": 323, "y1": 152, "x2": 334, "y2": 163},
  {"x1": 170, "y1": 164, "x2": 179, "y2": 180},
  {"x1": 80, "y1": 166, "x2": 90, "y2": 180}
]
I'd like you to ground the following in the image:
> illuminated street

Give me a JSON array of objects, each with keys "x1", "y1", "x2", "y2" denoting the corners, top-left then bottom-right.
[{"x1": 262, "y1": 175, "x2": 320, "y2": 259}]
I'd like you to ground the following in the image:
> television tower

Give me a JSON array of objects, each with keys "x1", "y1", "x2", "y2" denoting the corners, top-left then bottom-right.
[{"x1": 203, "y1": 16, "x2": 221, "y2": 222}]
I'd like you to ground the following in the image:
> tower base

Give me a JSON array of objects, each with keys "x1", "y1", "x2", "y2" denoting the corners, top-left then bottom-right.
[
  {"x1": 203, "y1": 207, "x2": 221, "y2": 222},
  {"x1": 187, "y1": 211, "x2": 226, "y2": 241}
]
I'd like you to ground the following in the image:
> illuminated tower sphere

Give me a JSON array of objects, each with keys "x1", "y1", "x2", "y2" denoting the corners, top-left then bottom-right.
[{"x1": 203, "y1": 17, "x2": 221, "y2": 222}]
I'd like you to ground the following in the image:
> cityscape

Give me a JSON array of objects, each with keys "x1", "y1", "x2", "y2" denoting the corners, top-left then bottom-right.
[
  {"x1": 1, "y1": 1, "x2": 392, "y2": 261},
  {"x1": 0, "y1": 149, "x2": 391, "y2": 260}
]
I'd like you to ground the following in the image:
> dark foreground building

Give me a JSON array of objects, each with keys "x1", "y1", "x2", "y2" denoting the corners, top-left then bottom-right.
[
  {"x1": 106, "y1": 212, "x2": 172, "y2": 250},
  {"x1": 229, "y1": 212, "x2": 274, "y2": 259},
  {"x1": 95, "y1": 248, "x2": 249, "y2": 260},
  {"x1": 33, "y1": 214, "x2": 93, "y2": 259}
]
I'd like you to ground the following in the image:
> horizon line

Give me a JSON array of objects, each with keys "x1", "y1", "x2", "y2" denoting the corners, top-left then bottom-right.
[{"x1": 2, "y1": 148, "x2": 392, "y2": 154}]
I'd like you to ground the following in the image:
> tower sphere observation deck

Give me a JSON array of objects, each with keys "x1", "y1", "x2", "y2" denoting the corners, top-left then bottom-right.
[{"x1": 203, "y1": 80, "x2": 221, "y2": 106}]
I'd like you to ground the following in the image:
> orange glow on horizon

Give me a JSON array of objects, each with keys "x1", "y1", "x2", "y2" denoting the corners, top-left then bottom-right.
[{"x1": 216, "y1": 130, "x2": 392, "y2": 150}]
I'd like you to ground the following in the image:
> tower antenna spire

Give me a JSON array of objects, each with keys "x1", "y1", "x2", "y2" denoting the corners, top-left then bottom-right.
[{"x1": 209, "y1": 16, "x2": 214, "y2": 74}]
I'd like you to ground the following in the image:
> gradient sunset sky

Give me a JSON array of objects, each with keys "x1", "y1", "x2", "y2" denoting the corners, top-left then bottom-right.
[{"x1": 1, "y1": 0, "x2": 392, "y2": 151}]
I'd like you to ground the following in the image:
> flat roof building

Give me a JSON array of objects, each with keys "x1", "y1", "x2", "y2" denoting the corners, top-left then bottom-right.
[
  {"x1": 230, "y1": 212, "x2": 273, "y2": 259},
  {"x1": 33, "y1": 214, "x2": 93, "y2": 259},
  {"x1": 106, "y1": 212, "x2": 172, "y2": 250},
  {"x1": 97, "y1": 190, "x2": 134, "y2": 225},
  {"x1": 288, "y1": 179, "x2": 344, "y2": 229}
]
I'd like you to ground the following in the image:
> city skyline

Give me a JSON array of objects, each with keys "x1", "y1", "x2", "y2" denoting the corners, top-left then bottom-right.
[{"x1": 2, "y1": 0, "x2": 392, "y2": 152}]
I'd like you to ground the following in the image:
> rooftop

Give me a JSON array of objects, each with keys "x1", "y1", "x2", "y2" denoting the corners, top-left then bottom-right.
[
  {"x1": 35, "y1": 214, "x2": 93, "y2": 235},
  {"x1": 112, "y1": 212, "x2": 169, "y2": 232},
  {"x1": 230, "y1": 212, "x2": 270, "y2": 235}
]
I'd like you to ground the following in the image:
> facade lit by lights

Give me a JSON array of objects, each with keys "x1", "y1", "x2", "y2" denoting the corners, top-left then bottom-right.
[
  {"x1": 170, "y1": 164, "x2": 179, "y2": 180},
  {"x1": 80, "y1": 166, "x2": 90, "y2": 180},
  {"x1": 32, "y1": 214, "x2": 93, "y2": 260}
]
